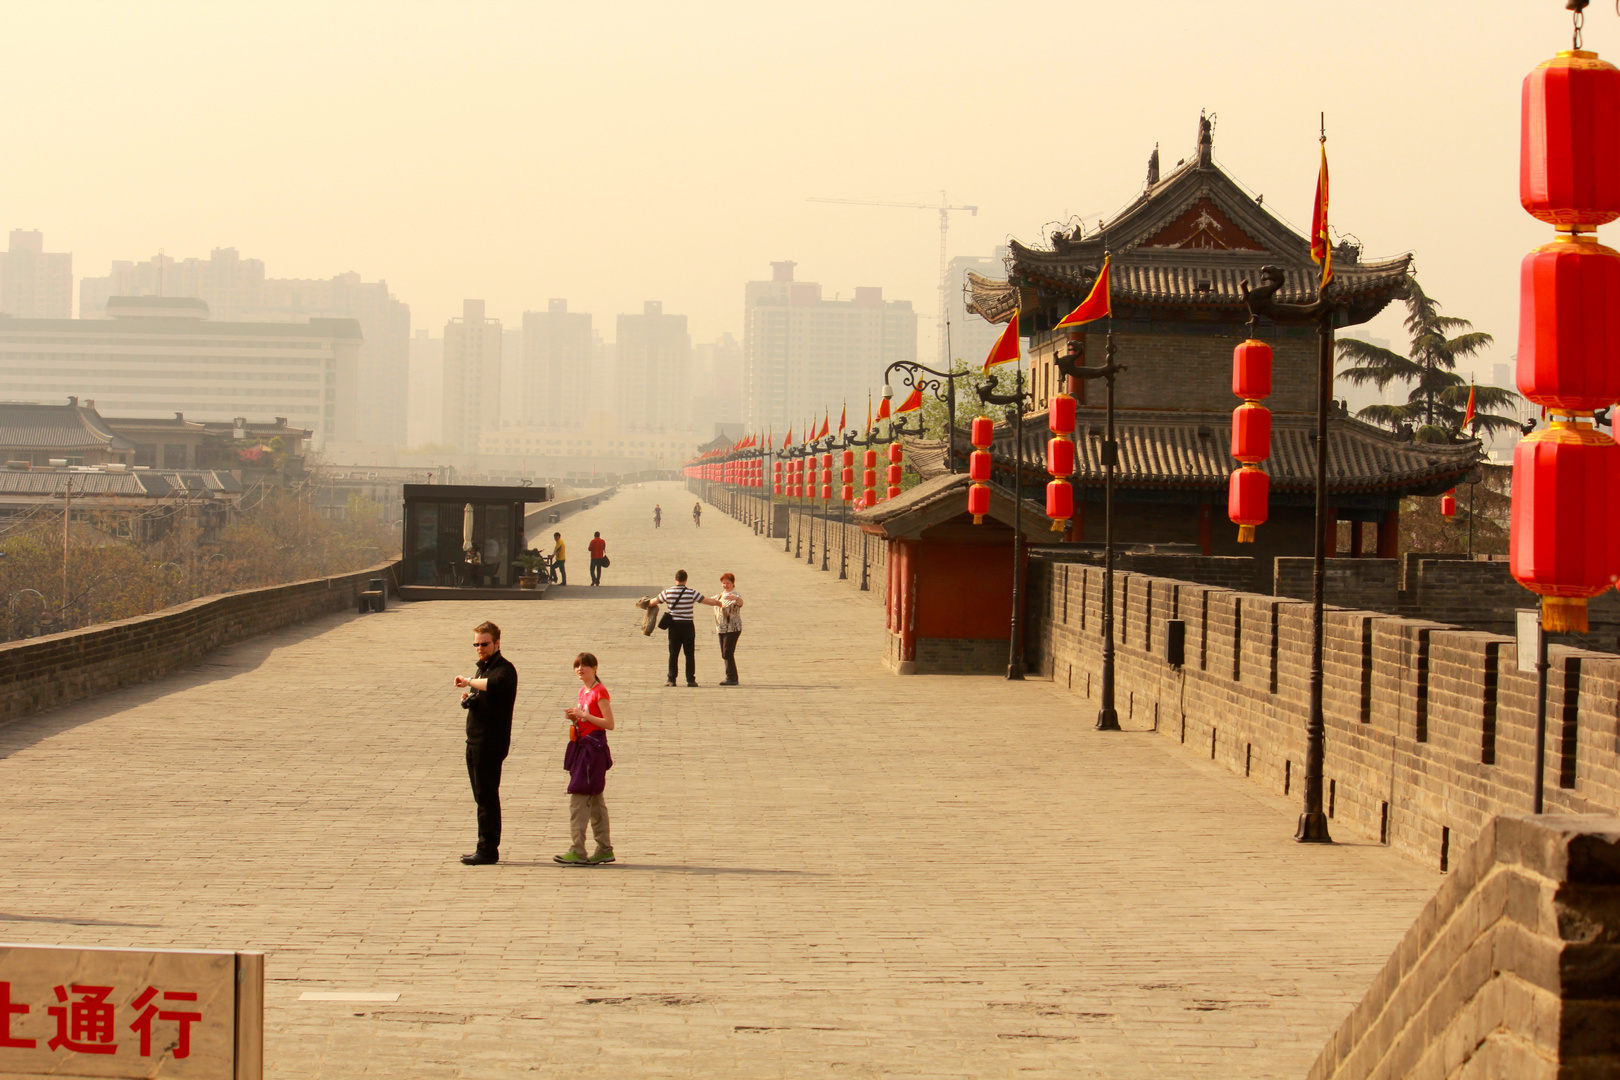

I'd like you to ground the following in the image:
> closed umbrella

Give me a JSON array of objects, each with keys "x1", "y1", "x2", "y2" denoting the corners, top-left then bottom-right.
[{"x1": 462, "y1": 503, "x2": 474, "y2": 553}]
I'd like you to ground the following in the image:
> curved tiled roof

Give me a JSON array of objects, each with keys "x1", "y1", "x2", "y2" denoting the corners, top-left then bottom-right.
[
  {"x1": 0, "y1": 401, "x2": 135, "y2": 452},
  {"x1": 984, "y1": 409, "x2": 1480, "y2": 495}
]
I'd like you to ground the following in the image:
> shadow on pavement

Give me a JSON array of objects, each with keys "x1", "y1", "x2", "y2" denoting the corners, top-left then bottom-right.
[
  {"x1": 0, "y1": 911, "x2": 163, "y2": 927},
  {"x1": 499, "y1": 862, "x2": 821, "y2": 876},
  {"x1": 541, "y1": 585, "x2": 660, "y2": 600}
]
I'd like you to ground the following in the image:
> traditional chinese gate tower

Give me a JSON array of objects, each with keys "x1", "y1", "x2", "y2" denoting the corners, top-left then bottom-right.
[{"x1": 967, "y1": 118, "x2": 1479, "y2": 589}]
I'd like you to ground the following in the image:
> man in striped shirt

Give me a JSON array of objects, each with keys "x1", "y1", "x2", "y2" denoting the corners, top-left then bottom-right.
[{"x1": 657, "y1": 569, "x2": 720, "y2": 687}]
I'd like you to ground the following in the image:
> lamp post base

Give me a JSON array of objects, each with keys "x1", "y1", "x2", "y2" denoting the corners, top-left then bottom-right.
[
  {"x1": 1294, "y1": 813, "x2": 1333, "y2": 843},
  {"x1": 1006, "y1": 664, "x2": 1024, "y2": 681},
  {"x1": 1095, "y1": 708, "x2": 1120, "y2": 731}
]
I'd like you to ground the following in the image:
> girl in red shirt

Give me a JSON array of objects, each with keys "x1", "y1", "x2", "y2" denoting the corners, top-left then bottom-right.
[{"x1": 556, "y1": 652, "x2": 615, "y2": 865}]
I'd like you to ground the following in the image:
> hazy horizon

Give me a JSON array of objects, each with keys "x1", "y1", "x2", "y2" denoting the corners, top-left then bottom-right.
[{"x1": 1, "y1": 0, "x2": 1584, "y2": 376}]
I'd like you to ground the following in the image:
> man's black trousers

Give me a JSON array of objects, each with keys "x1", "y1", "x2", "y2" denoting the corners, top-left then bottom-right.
[
  {"x1": 666, "y1": 620, "x2": 696, "y2": 683},
  {"x1": 466, "y1": 740, "x2": 508, "y2": 857}
]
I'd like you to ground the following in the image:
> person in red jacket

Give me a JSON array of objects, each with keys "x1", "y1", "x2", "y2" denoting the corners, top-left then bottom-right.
[
  {"x1": 587, "y1": 531, "x2": 607, "y2": 586},
  {"x1": 556, "y1": 652, "x2": 615, "y2": 866}
]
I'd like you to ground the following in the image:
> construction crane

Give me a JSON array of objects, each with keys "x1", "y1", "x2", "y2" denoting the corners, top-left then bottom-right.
[{"x1": 808, "y1": 192, "x2": 978, "y2": 367}]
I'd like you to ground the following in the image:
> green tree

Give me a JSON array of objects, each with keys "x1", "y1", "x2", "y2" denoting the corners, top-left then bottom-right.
[{"x1": 1337, "y1": 280, "x2": 1519, "y2": 444}]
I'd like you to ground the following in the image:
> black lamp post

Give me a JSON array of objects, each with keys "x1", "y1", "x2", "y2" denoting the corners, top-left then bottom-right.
[
  {"x1": 976, "y1": 367, "x2": 1032, "y2": 681},
  {"x1": 1056, "y1": 333, "x2": 1127, "y2": 729},
  {"x1": 884, "y1": 360, "x2": 966, "y2": 471},
  {"x1": 1241, "y1": 264, "x2": 1341, "y2": 844},
  {"x1": 818, "y1": 433, "x2": 833, "y2": 573}
]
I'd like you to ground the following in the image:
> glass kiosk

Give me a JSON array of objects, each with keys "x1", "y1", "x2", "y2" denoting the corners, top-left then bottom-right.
[{"x1": 400, "y1": 484, "x2": 551, "y2": 598}]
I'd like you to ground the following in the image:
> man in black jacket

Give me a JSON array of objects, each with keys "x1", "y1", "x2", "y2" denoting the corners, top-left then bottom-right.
[{"x1": 455, "y1": 620, "x2": 518, "y2": 865}]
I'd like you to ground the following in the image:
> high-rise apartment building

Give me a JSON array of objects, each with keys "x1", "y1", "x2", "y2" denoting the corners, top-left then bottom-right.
[
  {"x1": 690, "y1": 333, "x2": 744, "y2": 437},
  {"x1": 0, "y1": 230, "x2": 72, "y2": 319},
  {"x1": 407, "y1": 329, "x2": 443, "y2": 447},
  {"x1": 0, "y1": 296, "x2": 360, "y2": 444},
  {"x1": 79, "y1": 248, "x2": 410, "y2": 446},
  {"x1": 742, "y1": 262, "x2": 917, "y2": 434},
  {"x1": 442, "y1": 300, "x2": 503, "y2": 451},
  {"x1": 522, "y1": 300, "x2": 594, "y2": 428},
  {"x1": 615, "y1": 301, "x2": 691, "y2": 432}
]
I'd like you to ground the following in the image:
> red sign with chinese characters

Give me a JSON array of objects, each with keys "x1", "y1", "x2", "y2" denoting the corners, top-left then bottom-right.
[{"x1": 0, "y1": 943, "x2": 259, "y2": 1078}]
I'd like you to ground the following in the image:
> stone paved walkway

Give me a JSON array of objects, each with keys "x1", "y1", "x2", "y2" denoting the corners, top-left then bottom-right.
[{"x1": 0, "y1": 481, "x2": 1439, "y2": 1078}]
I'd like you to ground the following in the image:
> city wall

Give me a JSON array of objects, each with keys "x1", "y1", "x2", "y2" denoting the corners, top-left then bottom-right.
[{"x1": 0, "y1": 560, "x2": 399, "y2": 727}]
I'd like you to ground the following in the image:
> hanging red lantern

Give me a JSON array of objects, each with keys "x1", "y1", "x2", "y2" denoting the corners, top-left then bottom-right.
[
  {"x1": 967, "y1": 481, "x2": 990, "y2": 523},
  {"x1": 888, "y1": 442, "x2": 903, "y2": 463},
  {"x1": 1231, "y1": 402, "x2": 1272, "y2": 463},
  {"x1": 842, "y1": 449, "x2": 854, "y2": 468},
  {"x1": 886, "y1": 463, "x2": 904, "y2": 485},
  {"x1": 1232, "y1": 339, "x2": 1273, "y2": 400},
  {"x1": 1510, "y1": 420, "x2": 1620, "y2": 632},
  {"x1": 1045, "y1": 480, "x2": 1073, "y2": 522},
  {"x1": 863, "y1": 468, "x2": 877, "y2": 488},
  {"x1": 863, "y1": 449, "x2": 877, "y2": 468},
  {"x1": 971, "y1": 415, "x2": 994, "y2": 447},
  {"x1": 1518, "y1": 236, "x2": 1620, "y2": 408},
  {"x1": 841, "y1": 465, "x2": 854, "y2": 484},
  {"x1": 1228, "y1": 466, "x2": 1269, "y2": 543},
  {"x1": 1049, "y1": 393, "x2": 1077, "y2": 435},
  {"x1": 841, "y1": 484, "x2": 853, "y2": 503},
  {"x1": 1521, "y1": 49, "x2": 1620, "y2": 228},
  {"x1": 1441, "y1": 489, "x2": 1457, "y2": 518},
  {"x1": 968, "y1": 450, "x2": 992, "y2": 482},
  {"x1": 1046, "y1": 436, "x2": 1075, "y2": 478}
]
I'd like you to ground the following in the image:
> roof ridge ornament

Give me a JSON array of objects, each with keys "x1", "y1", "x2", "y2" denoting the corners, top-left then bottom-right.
[
  {"x1": 1198, "y1": 111, "x2": 1215, "y2": 168},
  {"x1": 1146, "y1": 143, "x2": 1160, "y2": 187}
]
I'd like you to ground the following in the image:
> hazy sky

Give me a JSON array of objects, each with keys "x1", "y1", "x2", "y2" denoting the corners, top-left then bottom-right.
[{"x1": 0, "y1": 1, "x2": 1592, "y2": 378}]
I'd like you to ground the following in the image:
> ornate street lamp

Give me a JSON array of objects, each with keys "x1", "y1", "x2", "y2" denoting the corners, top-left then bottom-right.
[
  {"x1": 975, "y1": 368, "x2": 1032, "y2": 681},
  {"x1": 848, "y1": 425, "x2": 884, "y2": 589},
  {"x1": 1055, "y1": 334, "x2": 1127, "y2": 728},
  {"x1": 883, "y1": 360, "x2": 965, "y2": 471}
]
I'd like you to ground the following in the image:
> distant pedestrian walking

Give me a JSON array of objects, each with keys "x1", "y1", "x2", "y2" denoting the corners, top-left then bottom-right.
[
  {"x1": 654, "y1": 504, "x2": 662, "y2": 529},
  {"x1": 657, "y1": 570, "x2": 705, "y2": 686},
  {"x1": 455, "y1": 621, "x2": 517, "y2": 866},
  {"x1": 555, "y1": 651, "x2": 615, "y2": 866},
  {"x1": 711, "y1": 573, "x2": 743, "y2": 686},
  {"x1": 692, "y1": 501, "x2": 702, "y2": 527},
  {"x1": 588, "y1": 531, "x2": 607, "y2": 586}
]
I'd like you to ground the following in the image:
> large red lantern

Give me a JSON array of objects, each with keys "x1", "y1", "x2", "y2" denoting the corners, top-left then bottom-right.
[
  {"x1": 1045, "y1": 480, "x2": 1073, "y2": 521},
  {"x1": 1048, "y1": 393, "x2": 1076, "y2": 435},
  {"x1": 1231, "y1": 402, "x2": 1272, "y2": 463},
  {"x1": 1046, "y1": 436, "x2": 1075, "y2": 478},
  {"x1": 887, "y1": 442, "x2": 903, "y2": 464},
  {"x1": 968, "y1": 451, "x2": 992, "y2": 482},
  {"x1": 1512, "y1": 421, "x2": 1620, "y2": 631},
  {"x1": 842, "y1": 484, "x2": 853, "y2": 503},
  {"x1": 967, "y1": 482, "x2": 990, "y2": 522},
  {"x1": 886, "y1": 463, "x2": 903, "y2": 485},
  {"x1": 1232, "y1": 339, "x2": 1273, "y2": 400},
  {"x1": 1521, "y1": 49, "x2": 1620, "y2": 228},
  {"x1": 1441, "y1": 489, "x2": 1457, "y2": 518},
  {"x1": 1228, "y1": 467, "x2": 1269, "y2": 542},
  {"x1": 1517, "y1": 235, "x2": 1620, "y2": 408}
]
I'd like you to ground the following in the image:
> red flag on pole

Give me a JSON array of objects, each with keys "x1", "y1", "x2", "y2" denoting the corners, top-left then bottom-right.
[
  {"x1": 838, "y1": 403, "x2": 846, "y2": 434},
  {"x1": 782, "y1": 428, "x2": 792, "y2": 448},
  {"x1": 876, "y1": 394, "x2": 892, "y2": 422},
  {"x1": 1464, "y1": 383, "x2": 1476, "y2": 429},
  {"x1": 1055, "y1": 257, "x2": 1112, "y2": 329},
  {"x1": 1310, "y1": 137, "x2": 1332, "y2": 291},
  {"x1": 983, "y1": 309, "x2": 1021, "y2": 371},
  {"x1": 896, "y1": 388, "x2": 923, "y2": 413},
  {"x1": 816, "y1": 412, "x2": 829, "y2": 439}
]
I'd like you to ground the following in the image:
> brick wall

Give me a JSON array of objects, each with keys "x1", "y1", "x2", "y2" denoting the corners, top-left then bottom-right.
[
  {"x1": 1306, "y1": 814, "x2": 1620, "y2": 1080},
  {"x1": 0, "y1": 561, "x2": 400, "y2": 727},
  {"x1": 1275, "y1": 557, "x2": 1400, "y2": 611},
  {"x1": 1026, "y1": 560, "x2": 1620, "y2": 871}
]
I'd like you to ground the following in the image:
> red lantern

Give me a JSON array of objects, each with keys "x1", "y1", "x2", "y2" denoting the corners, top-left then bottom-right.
[
  {"x1": 1521, "y1": 49, "x2": 1620, "y2": 228},
  {"x1": 1441, "y1": 489, "x2": 1457, "y2": 518},
  {"x1": 887, "y1": 442, "x2": 903, "y2": 464},
  {"x1": 1046, "y1": 436, "x2": 1075, "y2": 478},
  {"x1": 1046, "y1": 480, "x2": 1073, "y2": 522},
  {"x1": 968, "y1": 450, "x2": 992, "y2": 482},
  {"x1": 1049, "y1": 393, "x2": 1077, "y2": 435},
  {"x1": 864, "y1": 449, "x2": 877, "y2": 468},
  {"x1": 1231, "y1": 402, "x2": 1272, "y2": 463},
  {"x1": 841, "y1": 466, "x2": 854, "y2": 484},
  {"x1": 1228, "y1": 466, "x2": 1269, "y2": 543},
  {"x1": 1518, "y1": 236, "x2": 1620, "y2": 409},
  {"x1": 1232, "y1": 339, "x2": 1273, "y2": 400},
  {"x1": 886, "y1": 463, "x2": 903, "y2": 485},
  {"x1": 863, "y1": 468, "x2": 877, "y2": 488},
  {"x1": 842, "y1": 449, "x2": 854, "y2": 467},
  {"x1": 886, "y1": 485, "x2": 901, "y2": 500},
  {"x1": 970, "y1": 415, "x2": 994, "y2": 448},
  {"x1": 967, "y1": 482, "x2": 990, "y2": 523},
  {"x1": 841, "y1": 484, "x2": 853, "y2": 503},
  {"x1": 1510, "y1": 421, "x2": 1620, "y2": 631}
]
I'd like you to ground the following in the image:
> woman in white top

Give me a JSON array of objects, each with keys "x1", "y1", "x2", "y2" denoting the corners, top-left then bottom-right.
[{"x1": 711, "y1": 573, "x2": 744, "y2": 686}]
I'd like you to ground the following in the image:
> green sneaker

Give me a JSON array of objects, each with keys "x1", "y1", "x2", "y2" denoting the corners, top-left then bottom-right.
[
  {"x1": 587, "y1": 849, "x2": 616, "y2": 865},
  {"x1": 553, "y1": 852, "x2": 590, "y2": 866}
]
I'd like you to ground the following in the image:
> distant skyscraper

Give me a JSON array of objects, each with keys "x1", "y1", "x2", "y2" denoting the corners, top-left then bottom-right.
[
  {"x1": 615, "y1": 301, "x2": 691, "y2": 432},
  {"x1": 948, "y1": 248, "x2": 1009, "y2": 369},
  {"x1": 1492, "y1": 362, "x2": 1513, "y2": 389},
  {"x1": 0, "y1": 230, "x2": 72, "y2": 319},
  {"x1": 523, "y1": 299, "x2": 594, "y2": 428},
  {"x1": 442, "y1": 300, "x2": 503, "y2": 451},
  {"x1": 742, "y1": 262, "x2": 917, "y2": 434},
  {"x1": 407, "y1": 329, "x2": 443, "y2": 447},
  {"x1": 690, "y1": 333, "x2": 744, "y2": 436},
  {"x1": 79, "y1": 248, "x2": 410, "y2": 445}
]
